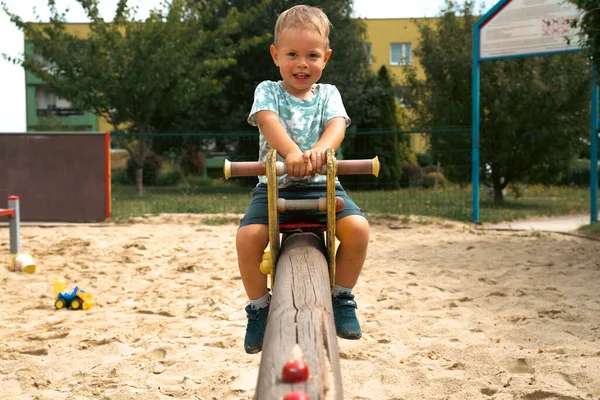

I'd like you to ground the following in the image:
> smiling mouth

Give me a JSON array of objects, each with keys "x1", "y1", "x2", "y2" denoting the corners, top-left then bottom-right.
[{"x1": 294, "y1": 73, "x2": 310, "y2": 79}]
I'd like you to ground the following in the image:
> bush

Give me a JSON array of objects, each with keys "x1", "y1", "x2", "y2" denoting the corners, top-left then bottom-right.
[
  {"x1": 423, "y1": 165, "x2": 445, "y2": 176},
  {"x1": 416, "y1": 153, "x2": 431, "y2": 167},
  {"x1": 397, "y1": 139, "x2": 418, "y2": 165},
  {"x1": 180, "y1": 148, "x2": 206, "y2": 176},
  {"x1": 126, "y1": 152, "x2": 163, "y2": 185},
  {"x1": 422, "y1": 171, "x2": 447, "y2": 188},
  {"x1": 111, "y1": 168, "x2": 131, "y2": 185},
  {"x1": 562, "y1": 158, "x2": 598, "y2": 186},
  {"x1": 177, "y1": 176, "x2": 232, "y2": 189},
  {"x1": 155, "y1": 170, "x2": 182, "y2": 186},
  {"x1": 399, "y1": 163, "x2": 423, "y2": 188}
]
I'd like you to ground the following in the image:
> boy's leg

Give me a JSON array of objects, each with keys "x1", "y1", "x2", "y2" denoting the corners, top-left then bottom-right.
[
  {"x1": 236, "y1": 223, "x2": 271, "y2": 354},
  {"x1": 333, "y1": 215, "x2": 369, "y2": 339},
  {"x1": 236, "y1": 224, "x2": 269, "y2": 300},
  {"x1": 335, "y1": 215, "x2": 369, "y2": 288}
]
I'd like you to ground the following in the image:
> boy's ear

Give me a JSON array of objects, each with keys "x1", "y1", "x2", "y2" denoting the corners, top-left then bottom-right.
[
  {"x1": 270, "y1": 44, "x2": 279, "y2": 67},
  {"x1": 324, "y1": 49, "x2": 332, "y2": 65}
]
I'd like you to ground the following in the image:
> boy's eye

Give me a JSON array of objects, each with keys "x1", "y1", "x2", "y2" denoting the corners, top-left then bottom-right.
[
  {"x1": 287, "y1": 52, "x2": 296, "y2": 57},
  {"x1": 310, "y1": 54, "x2": 319, "y2": 59}
]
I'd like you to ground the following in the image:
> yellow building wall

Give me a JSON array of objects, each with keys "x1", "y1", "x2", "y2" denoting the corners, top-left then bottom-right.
[
  {"x1": 24, "y1": 23, "x2": 92, "y2": 39},
  {"x1": 362, "y1": 18, "x2": 436, "y2": 154},
  {"x1": 362, "y1": 18, "x2": 437, "y2": 81}
]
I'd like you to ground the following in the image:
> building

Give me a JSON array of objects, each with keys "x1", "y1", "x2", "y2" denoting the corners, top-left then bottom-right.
[
  {"x1": 24, "y1": 24, "x2": 112, "y2": 133},
  {"x1": 362, "y1": 18, "x2": 436, "y2": 154},
  {"x1": 362, "y1": 18, "x2": 432, "y2": 81}
]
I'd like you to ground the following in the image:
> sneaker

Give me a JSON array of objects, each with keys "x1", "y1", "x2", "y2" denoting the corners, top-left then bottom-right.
[
  {"x1": 332, "y1": 292, "x2": 362, "y2": 340},
  {"x1": 244, "y1": 304, "x2": 270, "y2": 354}
]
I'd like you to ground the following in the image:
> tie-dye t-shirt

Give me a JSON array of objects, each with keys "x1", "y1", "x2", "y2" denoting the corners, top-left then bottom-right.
[{"x1": 248, "y1": 80, "x2": 351, "y2": 187}]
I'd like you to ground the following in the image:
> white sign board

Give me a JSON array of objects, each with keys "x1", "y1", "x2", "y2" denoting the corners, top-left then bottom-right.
[{"x1": 480, "y1": 0, "x2": 582, "y2": 59}]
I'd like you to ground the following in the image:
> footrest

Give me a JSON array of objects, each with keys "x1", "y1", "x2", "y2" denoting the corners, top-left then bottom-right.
[
  {"x1": 280, "y1": 222, "x2": 326, "y2": 233},
  {"x1": 277, "y1": 197, "x2": 345, "y2": 212}
]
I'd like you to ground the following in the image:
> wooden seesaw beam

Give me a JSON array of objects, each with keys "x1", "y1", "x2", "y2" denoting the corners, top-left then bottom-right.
[{"x1": 255, "y1": 232, "x2": 343, "y2": 399}]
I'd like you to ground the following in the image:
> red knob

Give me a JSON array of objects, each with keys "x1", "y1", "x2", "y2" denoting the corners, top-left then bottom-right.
[
  {"x1": 281, "y1": 359, "x2": 309, "y2": 383},
  {"x1": 284, "y1": 391, "x2": 310, "y2": 400}
]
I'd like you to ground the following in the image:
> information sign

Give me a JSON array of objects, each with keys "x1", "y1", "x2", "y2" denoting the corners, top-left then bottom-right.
[{"x1": 480, "y1": 0, "x2": 581, "y2": 59}]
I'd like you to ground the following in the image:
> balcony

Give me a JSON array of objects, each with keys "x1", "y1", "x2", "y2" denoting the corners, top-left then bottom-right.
[{"x1": 36, "y1": 107, "x2": 85, "y2": 117}]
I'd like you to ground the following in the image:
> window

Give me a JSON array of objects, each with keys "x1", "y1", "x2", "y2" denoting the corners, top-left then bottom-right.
[
  {"x1": 33, "y1": 53, "x2": 57, "y2": 74},
  {"x1": 35, "y1": 86, "x2": 56, "y2": 110},
  {"x1": 390, "y1": 43, "x2": 411, "y2": 66},
  {"x1": 363, "y1": 42, "x2": 372, "y2": 64},
  {"x1": 35, "y1": 85, "x2": 83, "y2": 117}
]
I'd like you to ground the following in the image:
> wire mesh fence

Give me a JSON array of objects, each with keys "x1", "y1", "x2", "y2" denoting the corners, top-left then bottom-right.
[{"x1": 109, "y1": 130, "x2": 593, "y2": 222}]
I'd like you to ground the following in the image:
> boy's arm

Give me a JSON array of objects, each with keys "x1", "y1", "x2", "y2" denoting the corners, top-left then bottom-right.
[
  {"x1": 256, "y1": 110, "x2": 307, "y2": 177},
  {"x1": 305, "y1": 116, "x2": 347, "y2": 174}
]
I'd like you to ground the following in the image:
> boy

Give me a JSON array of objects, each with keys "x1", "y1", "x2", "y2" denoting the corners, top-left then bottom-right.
[{"x1": 237, "y1": 5, "x2": 370, "y2": 354}]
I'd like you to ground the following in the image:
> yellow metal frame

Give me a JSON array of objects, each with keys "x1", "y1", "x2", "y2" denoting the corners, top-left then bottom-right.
[
  {"x1": 261, "y1": 148, "x2": 338, "y2": 289},
  {"x1": 326, "y1": 149, "x2": 337, "y2": 288},
  {"x1": 266, "y1": 149, "x2": 280, "y2": 289}
]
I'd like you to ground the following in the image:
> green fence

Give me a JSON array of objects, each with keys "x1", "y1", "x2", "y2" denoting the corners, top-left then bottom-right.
[{"x1": 109, "y1": 130, "x2": 592, "y2": 223}]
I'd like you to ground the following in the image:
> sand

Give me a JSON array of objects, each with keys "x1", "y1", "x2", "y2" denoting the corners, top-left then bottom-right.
[{"x1": 1, "y1": 214, "x2": 599, "y2": 400}]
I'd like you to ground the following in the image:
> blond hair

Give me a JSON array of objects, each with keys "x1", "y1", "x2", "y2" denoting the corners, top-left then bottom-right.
[{"x1": 274, "y1": 5, "x2": 332, "y2": 48}]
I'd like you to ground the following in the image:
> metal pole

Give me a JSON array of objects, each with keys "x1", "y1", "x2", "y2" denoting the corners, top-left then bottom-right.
[
  {"x1": 7, "y1": 196, "x2": 20, "y2": 254},
  {"x1": 472, "y1": 28, "x2": 481, "y2": 223},
  {"x1": 590, "y1": 67, "x2": 599, "y2": 223}
]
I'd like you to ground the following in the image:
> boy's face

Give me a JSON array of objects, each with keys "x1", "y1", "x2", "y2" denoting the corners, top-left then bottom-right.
[{"x1": 270, "y1": 28, "x2": 332, "y2": 98}]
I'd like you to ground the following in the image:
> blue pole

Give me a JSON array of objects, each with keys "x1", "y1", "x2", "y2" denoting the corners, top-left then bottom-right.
[
  {"x1": 590, "y1": 66, "x2": 599, "y2": 223},
  {"x1": 472, "y1": 28, "x2": 481, "y2": 223}
]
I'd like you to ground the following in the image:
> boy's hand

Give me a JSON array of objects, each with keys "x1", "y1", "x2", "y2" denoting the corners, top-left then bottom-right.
[
  {"x1": 303, "y1": 148, "x2": 327, "y2": 176},
  {"x1": 285, "y1": 152, "x2": 308, "y2": 177}
]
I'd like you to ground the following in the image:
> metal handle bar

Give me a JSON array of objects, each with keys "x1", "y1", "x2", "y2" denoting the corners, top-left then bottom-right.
[
  {"x1": 277, "y1": 197, "x2": 345, "y2": 212},
  {"x1": 223, "y1": 156, "x2": 379, "y2": 180}
]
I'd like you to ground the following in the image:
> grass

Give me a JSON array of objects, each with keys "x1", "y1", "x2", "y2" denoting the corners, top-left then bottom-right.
[
  {"x1": 202, "y1": 216, "x2": 237, "y2": 225},
  {"x1": 110, "y1": 182, "x2": 592, "y2": 224},
  {"x1": 351, "y1": 185, "x2": 590, "y2": 223},
  {"x1": 577, "y1": 222, "x2": 600, "y2": 237},
  {"x1": 111, "y1": 183, "x2": 251, "y2": 219}
]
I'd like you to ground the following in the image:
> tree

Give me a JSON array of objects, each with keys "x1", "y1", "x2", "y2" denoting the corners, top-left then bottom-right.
[
  {"x1": 569, "y1": 0, "x2": 600, "y2": 85},
  {"x1": 404, "y1": 0, "x2": 591, "y2": 202},
  {"x1": 177, "y1": 0, "x2": 374, "y2": 175},
  {"x1": 190, "y1": 0, "x2": 372, "y2": 128},
  {"x1": 2, "y1": 0, "x2": 266, "y2": 195},
  {"x1": 343, "y1": 66, "x2": 412, "y2": 189},
  {"x1": 31, "y1": 115, "x2": 89, "y2": 132}
]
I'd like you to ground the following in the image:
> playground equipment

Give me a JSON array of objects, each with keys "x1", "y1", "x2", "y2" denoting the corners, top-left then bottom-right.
[
  {"x1": 224, "y1": 149, "x2": 379, "y2": 399},
  {"x1": 53, "y1": 278, "x2": 95, "y2": 310},
  {"x1": 0, "y1": 196, "x2": 20, "y2": 254}
]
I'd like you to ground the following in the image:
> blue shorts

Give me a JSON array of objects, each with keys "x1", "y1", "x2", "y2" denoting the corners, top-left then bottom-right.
[{"x1": 239, "y1": 183, "x2": 366, "y2": 227}]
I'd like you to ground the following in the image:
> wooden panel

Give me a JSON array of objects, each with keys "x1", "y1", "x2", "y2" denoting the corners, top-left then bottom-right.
[{"x1": 0, "y1": 133, "x2": 107, "y2": 222}]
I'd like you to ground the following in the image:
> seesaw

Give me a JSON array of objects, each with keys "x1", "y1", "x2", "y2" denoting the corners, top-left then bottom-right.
[{"x1": 225, "y1": 149, "x2": 379, "y2": 399}]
